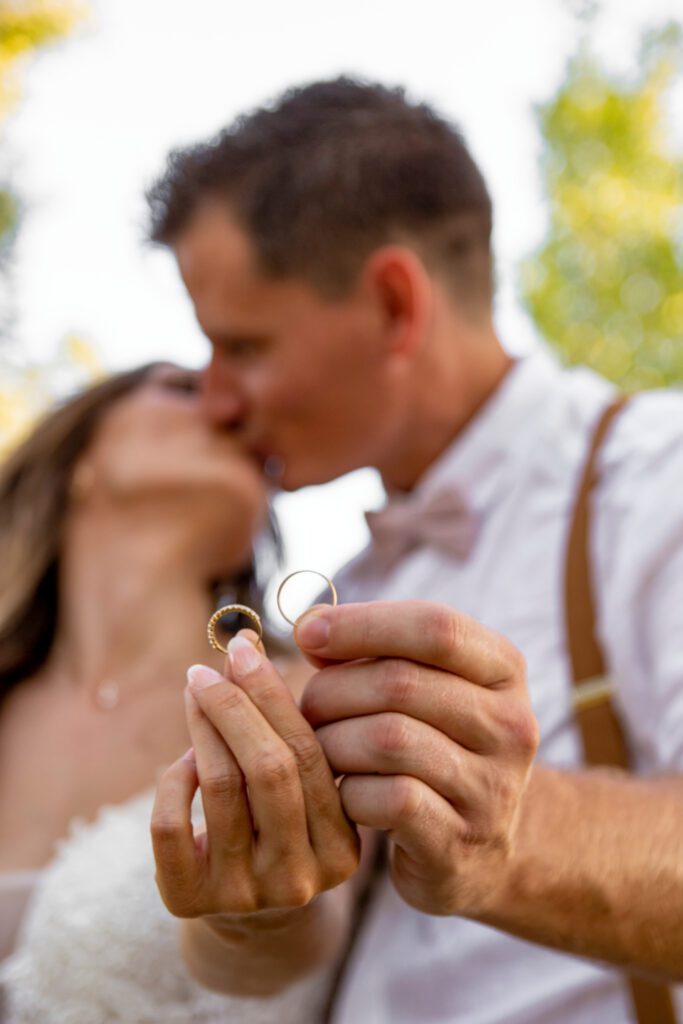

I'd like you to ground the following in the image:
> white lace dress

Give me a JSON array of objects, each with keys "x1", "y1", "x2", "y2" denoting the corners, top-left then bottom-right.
[{"x1": 0, "y1": 789, "x2": 333, "y2": 1023}]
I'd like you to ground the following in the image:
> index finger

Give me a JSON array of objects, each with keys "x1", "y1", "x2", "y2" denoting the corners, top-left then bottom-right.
[
  {"x1": 294, "y1": 600, "x2": 524, "y2": 688},
  {"x1": 221, "y1": 631, "x2": 359, "y2": 858}
]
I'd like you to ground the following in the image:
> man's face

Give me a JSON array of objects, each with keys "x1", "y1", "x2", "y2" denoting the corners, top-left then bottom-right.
[{"x1": 175, "y1": 204, "x2": 405, "y2": 490}]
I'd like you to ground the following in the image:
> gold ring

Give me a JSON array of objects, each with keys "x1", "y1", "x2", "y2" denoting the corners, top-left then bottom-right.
[
  {"x1": 207, "y1": 604, "x2": 263, "y2": 654},
  {"x1": 276, "y1": 570, "x2": 338, "y2": 627}
]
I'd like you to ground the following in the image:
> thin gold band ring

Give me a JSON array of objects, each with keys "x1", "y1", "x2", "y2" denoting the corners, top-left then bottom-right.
[{"x1": 276, "y1": 569, "x2": 338, "y2": 627}]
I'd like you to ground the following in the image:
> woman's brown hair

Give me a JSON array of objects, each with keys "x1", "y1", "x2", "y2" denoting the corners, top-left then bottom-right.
[{"x1": 0, "y1": 364, "x2": 273, "y2": 700}]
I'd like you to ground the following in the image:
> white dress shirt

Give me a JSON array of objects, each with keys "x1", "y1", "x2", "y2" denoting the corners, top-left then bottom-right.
[{"x1": 331, "y1": 347, "x2": 683, "y2": 1024}]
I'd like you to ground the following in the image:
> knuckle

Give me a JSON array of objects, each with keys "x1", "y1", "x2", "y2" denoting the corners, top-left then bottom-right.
[
  {"x1": 381, "y1": 659, "x2": 420, "y2": 706},
  {"x1": 359, "y1": 609, "x2": 378, "y2": 649},
  {"x1": 153, "y1": 869, "x2": 204, "y2": 919},
  {"x1": 159, "y1": 893, "x2": 202, "y2": 919},
  {"x1": 372, "y1": 713, "x2": 412, "y2": 759},
  {"x1": 323, "y1": 835, "x2": 362, "y2": 884},
  {"x1": 494, "y1": 699, "x2": 539, "y2": 757},
  {"x1": 482, "y1": 765, "x2": 517, "y2": 819},
  {"x1": 387, "y1": 774, "x2": 424, "y2": 823},
  {"x1": 213, "y1": 684, "x2": 247, "y2": 714},
  {"x1": 299, "y1": 668, "x2": 333, "y2": 722},
  {"x1": 282, "y1": 878, "x2": 317, "y2": 909},
  {"x1": 263, "y1": 870, "x2": 317, "y2": 910},
  {"x1": 251, "y1": 749, "x2": 296, "y2": 790},
  {"x1": 218, "y1": 879, "x2": 258, "y2": 916},
  {"x1": 298, "y1": 683, "x2": 318, "y2": 721},
  {"x1": 427, "y1": 605, "x2": 460, "y2": 659},
  {"x1": 248, "y1": 678, "x2": 284, "y2": 706},
  {"x1": 461, "y1": 823, "x2": 491, "y2": 848},
  {"x1": 200, "y1": 766, "x2": 243, "y2": 800},
  {"x1": 503, "y1": 640, "x2": 527, "y2": 681},
  {"x1": 150, "y1": 814, "x2": 186, "y2": 847},
  {"x1": 510, "y1": 705, "x2": 539, "y2": 758},
  {"x1": 286, "y1": 729, "x2": 323, "y2": 774},
  {"x1": 518, "y1": 711, "x2": 540, "y2": 757},
  {"x1": 464, "y1": 803, "x2": 514, "y2": 854},
  {"x1": 321, "y1": 834, "x2": 361, "y2": 888},
  {"x1": 229, "y1": 893, "x2": 259, "y2": 915}
]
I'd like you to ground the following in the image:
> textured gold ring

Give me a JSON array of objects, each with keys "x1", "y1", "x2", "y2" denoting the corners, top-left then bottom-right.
[
  {"x1": 276, "y1": 569, "x2": 338, "y2": 627},
  {"x1": 207, "y1": 604, "x2": 263, "y2": 654}
]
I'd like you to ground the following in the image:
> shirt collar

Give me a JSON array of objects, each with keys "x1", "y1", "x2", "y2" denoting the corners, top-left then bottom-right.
[{"x1": 381, "y1": 346, "x2": 564, "y2": 518}]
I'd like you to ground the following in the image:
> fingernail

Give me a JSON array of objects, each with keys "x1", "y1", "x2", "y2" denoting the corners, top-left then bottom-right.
[
  {"x1": 228, "y1": 635, "x2": 262, "y2": 677},
  {"x1": 296, "y1": 608, "x2": 330, "y2": 649},
  {"x1": 187, "y1": 664, "x2": 224, "y2": 691},
  {"x1": 182, "y1": 746, "x2": 196, "y2": 763}
]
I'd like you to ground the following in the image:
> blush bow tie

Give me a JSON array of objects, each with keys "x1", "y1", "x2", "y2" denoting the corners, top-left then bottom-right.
[{"x1": 365, "y1": 485, "x2": 478, "y2": 564}]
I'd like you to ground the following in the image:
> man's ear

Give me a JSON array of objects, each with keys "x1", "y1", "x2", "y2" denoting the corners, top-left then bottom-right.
[{"x1": 361, "y1": 246, "x2": 433, "y2": 359}]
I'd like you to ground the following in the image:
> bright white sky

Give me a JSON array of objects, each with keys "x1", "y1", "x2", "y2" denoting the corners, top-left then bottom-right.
[{"x1": 4, "y1": 0, "x2": 682, "y2": 615}]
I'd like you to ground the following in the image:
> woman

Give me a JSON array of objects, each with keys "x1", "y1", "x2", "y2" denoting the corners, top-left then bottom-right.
[{"x1": 0, "y1": 364, "x2": 332, "y2": 1022}]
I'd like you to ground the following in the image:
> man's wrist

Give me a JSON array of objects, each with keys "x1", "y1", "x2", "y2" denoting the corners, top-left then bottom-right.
[{"x1": 459, "y1": 764, "x2": 546, "y2": 924}]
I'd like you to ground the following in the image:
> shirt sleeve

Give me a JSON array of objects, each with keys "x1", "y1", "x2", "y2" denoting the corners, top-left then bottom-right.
[{"x1": 593, "y1": 389, "x2": 683, "y2": 772}]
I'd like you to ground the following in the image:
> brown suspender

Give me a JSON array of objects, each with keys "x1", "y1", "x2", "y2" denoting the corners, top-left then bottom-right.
[{"x1": 565, "y1": 395, "x2": 676, "y2": 1024}]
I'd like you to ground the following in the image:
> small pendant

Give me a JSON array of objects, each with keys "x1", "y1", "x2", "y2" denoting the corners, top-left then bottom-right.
[{"x1": 95, "y1": 680, "x2": 120, "y2": 711}]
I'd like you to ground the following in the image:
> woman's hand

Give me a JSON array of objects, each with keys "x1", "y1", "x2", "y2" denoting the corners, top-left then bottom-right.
[{"x1": 151, "y1": 630, "x2": 360, "y2": 920}]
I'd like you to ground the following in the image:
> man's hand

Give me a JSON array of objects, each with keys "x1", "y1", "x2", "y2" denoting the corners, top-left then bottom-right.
[
  {"x1": 297, "y1": 600, "x2": 539, "y2": 919},
  {"x1": 151, "y1": 631, "x2": 360, "y2": 920}
]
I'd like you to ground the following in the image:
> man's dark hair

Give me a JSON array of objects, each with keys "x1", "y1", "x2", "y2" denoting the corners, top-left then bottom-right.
[{"x1": 147, "y1": 76, "x2": 494, "y2": 308}]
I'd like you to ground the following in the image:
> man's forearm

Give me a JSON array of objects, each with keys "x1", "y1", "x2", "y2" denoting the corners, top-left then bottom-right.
[
  {"x1": 475, "y1": 764, "x2": 683, "y2": 979},
  {"x1": 180, "y1": 882, "x2": 354, "y2": 997}
]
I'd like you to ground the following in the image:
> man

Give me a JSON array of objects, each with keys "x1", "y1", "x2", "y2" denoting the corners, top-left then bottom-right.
[{"x1": 149, "y1": 78, "x2": 683, "y2": 1022}]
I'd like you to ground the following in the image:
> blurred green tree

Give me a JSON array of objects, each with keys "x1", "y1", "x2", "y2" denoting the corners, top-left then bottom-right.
[
  {"x1": 0, "y1": 1, "x2": 100, "y2": 457},
  {"x1": 0, "y1": 0, "x2": 85, "y2": 260},
  {"x1": 521, "y1": 23, "x2": 683, "y2": 388}
]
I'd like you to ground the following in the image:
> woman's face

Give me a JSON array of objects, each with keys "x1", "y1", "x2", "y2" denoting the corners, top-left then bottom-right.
[{"x1": 79, "y1": 365, "x2": 268, "y2": 575}]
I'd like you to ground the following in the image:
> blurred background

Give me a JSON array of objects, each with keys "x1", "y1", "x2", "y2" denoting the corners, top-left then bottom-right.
[{"x1": 1, "y1": 0, "x2": 682, "y2": 616}]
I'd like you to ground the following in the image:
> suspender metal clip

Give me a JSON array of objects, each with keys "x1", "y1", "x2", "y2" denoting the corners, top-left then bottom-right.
[{"x1": 572, "y1": 674, "x2": 613, "y2": 712}]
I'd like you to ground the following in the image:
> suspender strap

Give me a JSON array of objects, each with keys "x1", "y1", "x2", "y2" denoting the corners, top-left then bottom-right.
[
  {"x1": 566, "y1": 395, "x2": 629, "y2": 687},
  {"x1": 565, "y1": 394, "x2": 633, "y2": 767},
  {"x1": 565, "y1": 395, "x2": 676, "y2": 1024}
]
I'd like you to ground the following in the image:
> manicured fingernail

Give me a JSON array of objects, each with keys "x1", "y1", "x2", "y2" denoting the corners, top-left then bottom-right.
[
  {"x1": 186, "y1": 664, "x2": 224, "y2": 691},
  {"x1": 182, "y1": 746, "x2": 196, "y2": 762},
  {"x1": 296, "y1": 608, "x2": 330, "y2": 649},
  {"x1": 228, "y1": 635, "x2": 262, "y2": 677}
]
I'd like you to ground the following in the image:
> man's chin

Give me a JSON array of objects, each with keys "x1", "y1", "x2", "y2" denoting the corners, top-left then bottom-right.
[
  {"x1": 264, "y1": 453, "x2": 359, "y2": 492},
  {"x1": 279, "y1": 467, "x2": 350, "y2": 492},
  {"x1": 272, "y1": 472, "x2": 308, "y2": 493}
]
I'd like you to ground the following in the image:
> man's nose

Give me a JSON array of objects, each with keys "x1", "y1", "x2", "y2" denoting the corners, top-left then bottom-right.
[{"x1": 199, "y1": 357, "x2": 247, "y2": 429}]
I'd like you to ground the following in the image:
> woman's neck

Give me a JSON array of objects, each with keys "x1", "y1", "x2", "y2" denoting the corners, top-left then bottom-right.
[{"x1": 42, "y1": 515, "x2": 224, "y2": 708}]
